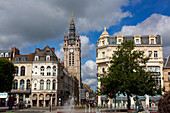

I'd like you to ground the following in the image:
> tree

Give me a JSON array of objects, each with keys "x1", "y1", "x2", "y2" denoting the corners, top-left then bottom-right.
[
  {"x1": 99, "y1": 40, "x2": 162, "y2": 110},
  {"x1": 0, "y1": 58, "x2": 15, "y2": 92}
]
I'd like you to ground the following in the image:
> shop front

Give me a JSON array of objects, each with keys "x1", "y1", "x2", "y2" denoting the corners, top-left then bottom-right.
[
  {"x1": 149, "y1": 95, "x2": 161, "y2": 108},
  {"x1": 0, "y1": 93, "x2": 8, "y2": 107}
]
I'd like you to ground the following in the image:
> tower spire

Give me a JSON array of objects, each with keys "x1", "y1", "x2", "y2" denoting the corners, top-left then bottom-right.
[{"x1": 72, "y1": 11, "x2": 73, "y2": 18}]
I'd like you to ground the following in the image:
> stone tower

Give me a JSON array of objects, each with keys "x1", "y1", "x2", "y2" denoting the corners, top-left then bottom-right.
[{"x1": 63, "y1": 13, "x2": 82, "y2": 99}]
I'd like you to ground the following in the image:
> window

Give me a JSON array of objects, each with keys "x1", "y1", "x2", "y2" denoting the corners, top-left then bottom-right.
[
  {"x1": 13, "y1": 80, "x2": 18, "y2": 90},
  {"x1": 40, "y1": 80, "x2": 44, "y2": 90},
  {"x1": 136, "y1": 39, "x2": 139, "y2": 44},
  {"x1": 26, "y1": 80, "x2": 30, "y2": 89},
  {"x1": 148, "y1": 51, "x2": 152, "y2": 57},
  {"x1": 46, "y1": 55, "x2": 50, "y2": 61},
  {"x1": 34, "y1": 83, "x2": 37, "y2": 90},
  {"x1": 102, "y1": 68, "x2": 105, "y2": 73},
  {"x1": 102, "y1": 52, "x2": 105, "y2": 58},
  {"x1": 102, "y1": 41, "x2": 105, "y2": 45},
  {"x1": 15, "y1": 57, "x2": 20, "y2": 62},
  {"x1": 35, "y1": 56, "x2": 39, "y2": 61},
  {"x1": 72, "y1": 53, "x2": 74, "y2": 66},
  {"x1": 20, "y1": 80, "x2": 24, "y2": 90},
  {"x1": 46, "y1": 80, "x2": 50, "y2": 90},
  {"x1": 69, "y1": 53, "x2": 71, "y2": 66},
  {"x1": 21, "y1": 57, "x2": 26, "y2": 62},
  {"x1": 21, "y1": 66, "x2": 25, "y2": 76},
  {"x1": 151, "y1": 39, "x2": 154, "y2": 44},
  {"x1": 47, "y1": 66, "x2": 51, "y2": 76},
  {"x1": 148, "y1": 66, "x2": 160, "y2": 72},
  {"x1": 168, "y1": 72, "x2": 170, "y2": 81},
  {"x1": 0, "y1": 53, "x2": 4, "y2": 57},
  {"x1": 53, "y1": 80, "x2": 56, "y2": 90},
  {"x1": 118, "y1": 39, "x2": 122, "y2": 44},
  {"x1": 154, "y1": 51, "x2": 158, "y2": 58},
  {"x1": 5, "y1": 53, "x2": 8, "y2": 57},
  {"x1": 53, "y1": 66, "x2": 56, "y2": 76},
  {"x1": 40, "y1": 66, "x2": 44, "y2": 76},
  {"x1": 15, "y1": 66, "x2": 19, "y2": 76}
]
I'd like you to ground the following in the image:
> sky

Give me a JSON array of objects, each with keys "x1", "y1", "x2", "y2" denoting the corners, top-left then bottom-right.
[{"x1": 0, "y1": 0, "x2": 170, "y2": 91}]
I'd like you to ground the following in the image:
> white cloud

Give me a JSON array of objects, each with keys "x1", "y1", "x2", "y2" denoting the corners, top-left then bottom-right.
[
  {"x1": 83, "y1": 79, "x2": 97, "y2": 87},
  {"x1": 80, "y1": 36, "x2": 95, "y2": 59},
  {"x1": 55, "y1": 43, "x2": 64, "y2": 61},
  {"x1": 0, "y1": 0, "x2": 132, "y2": 49},
  {"x1": 82, "y1": 60, "x2": 97, "y2": 89},
  {"x1": 114, "y1": 13, "x2": 170, "y2": 57}
]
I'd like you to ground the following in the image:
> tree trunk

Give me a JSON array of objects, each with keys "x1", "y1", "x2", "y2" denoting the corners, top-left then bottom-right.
[
  {"x1": 114, "y1": 97, "x2": 116, "y2": 113},
  {"x1": 127, "y1": 94, "x2": 131, "y2": 110}
]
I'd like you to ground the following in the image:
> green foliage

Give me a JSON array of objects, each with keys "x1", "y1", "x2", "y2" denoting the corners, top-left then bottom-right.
[
  {"x1": 99, "y1": 40, "x2": 163, "y2": 109},
  {"x1": 0, "y1": 58, "x2": 15, "y2": 92}
]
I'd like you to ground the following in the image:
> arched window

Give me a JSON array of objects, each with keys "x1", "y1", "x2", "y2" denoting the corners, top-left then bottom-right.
[
  {"x1": 102, "y1": 68, "x2": 105, "y2": 73},
  {"x1": 21, "y1": 66, "x2": 25, "y2": 76},
  {"x1": 40, "y1": 66, "x2": 44, "y2": 76},
  {"x1": 53, "y1": 66, "x2": 56, "y2": 76},
  {"x1": 21, "y1": 57, "x2": 26, "y2": 62},
  {"x1": 15, "y1": 66, "x2": 19, "y2": 76},
  {"x1": 13, "y1": 80, "x2": 18, "y2": 90},
  {"x1": 52, "y1": 80, "x2": 56, "y2": 90},
  {"x1": 46, "y1": 55, "x2": 50, "y2": 61},
  {"x1": 46, "y1": 80, "x2": 50, "y2": 90},
  {"x1": 35, "y1": 56, "x2": 39, "y2": 61},
  {"x1": 20, "y1": 80, "x2": 24, "y2": 90},
  {"x1": 47, "y1": 66, "x2": 51, "y2": 76},
  {"x1": 40, "y1": 80, "x2": 44, "y2": 90},
  {"x1": 15, "y1": 57, "x2": 20, "y2": 62},
  {"x1": 26, "y1": 80, "x2": 30, "y2": 89}
]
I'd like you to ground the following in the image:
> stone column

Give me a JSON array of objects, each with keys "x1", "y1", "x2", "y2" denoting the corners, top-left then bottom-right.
[
  {"x1": 55, "y1": 94, "x2": 57, "y2": 106},
  {"x1": 50, "y1": 80, "x2": 53, "y2": 90},
  {"x1": 131, "y1": 96, "x2": 134, "y2": 109},
  {"x1": 146, "y1": 95, "x2": 149, "y2": 108},
  {"x1": 17, "y1": 94, "x2": 19, "y2": 104},
  {"x1": 37, "y1": 94, "x2": 39, "y2": 107},
  {"x1": 30, "y1": 94, "x2": 32, "y2": 106},
  {"x1": 44, "y1": 94, "x2": 46, "y2": 107},
  {"x1": 50, "y1": 95, "x2": 52, "y2": 106},
  {"x1": 23, "y1": 94, "x2": 25, "y2": 102}
]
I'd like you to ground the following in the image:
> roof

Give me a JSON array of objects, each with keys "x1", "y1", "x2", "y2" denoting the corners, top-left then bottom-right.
[
  {"x1": 107, "y1": 35, "x2": 162, "y2": 45},
  {"x1": 34, "y1": 45, "x2": 58, "y2": 61},
  {"x1": 164, "y1": 56, "x2": 170, "y2": 68},
  {"x1": 0, "y1": 50, "x2": 11, "y2": 53},
  {"x1": 83, "y1": 84, "x2": 93, "y2": 92},
  {"x1": 12, "y1": 53, "x2": 35, "y2": 62}
]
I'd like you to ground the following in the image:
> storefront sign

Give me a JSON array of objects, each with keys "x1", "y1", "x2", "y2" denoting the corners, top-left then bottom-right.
[{"x1": 0, "y1": 93, "x2": 8, "y2": 98}]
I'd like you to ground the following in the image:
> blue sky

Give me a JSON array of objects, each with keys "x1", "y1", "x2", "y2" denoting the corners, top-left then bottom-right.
[{"x1": 0, "y1": 0, "x2": 170, "y2": 90}]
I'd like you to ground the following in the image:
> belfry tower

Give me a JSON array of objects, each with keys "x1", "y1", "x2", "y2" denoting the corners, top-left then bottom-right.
[{"x1": 63, "y1": 12, "x2": 82, "y2": 101}]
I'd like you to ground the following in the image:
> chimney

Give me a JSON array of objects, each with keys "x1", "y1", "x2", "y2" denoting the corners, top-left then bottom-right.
[
  {"x1": 36, "y1": 48, "x2": 40, "y2": 52},
  {"x1": 52, "y1": 48, "x2": 55, "y2": 53}
]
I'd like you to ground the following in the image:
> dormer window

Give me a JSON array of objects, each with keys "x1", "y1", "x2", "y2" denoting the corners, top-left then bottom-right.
[
  {"x1": 21, "y1": 57, "x2": 26, "y2": 62},
  {"x1": 15, "y1": 57, "x2": 20, "y2": 62},
  {"x1": 102, "y1": 41, "x2": 105, "y2": 45},
  {"x1": 35, "y1": 56, "x2": 39, "y2": 61},
  {"x1": 46, "y1": 55, "x2": 50, "y2": 61},
  {"x1": 5, "y1": 53, "x2": 8, "y2": 57},
  {"x1": 1, "y1": 53, "x2": 4, "y2": 57},
  {"x1": 151, "y1": 39, "x2": 154, "y2": 44},
  {"x1": 136, "y1": 39, "x2": 139, "y2": 44}
]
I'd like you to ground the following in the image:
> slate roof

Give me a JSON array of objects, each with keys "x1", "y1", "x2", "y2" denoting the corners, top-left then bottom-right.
[
  {"x1": 12, "y1": 53, "x2": 35, "y2": 62},
  {"x1": 164, "y1": 56, "x2": 170, "y2": 68},
  {"x1": 108, "y1": 35, "x2": 162, "y2": 45},
  {"x1": 34, "y1": 45, "x2": 58, "y2": 62},
  {"x1": 0, "y1": 50, "x2": 11, "y2": 53}
]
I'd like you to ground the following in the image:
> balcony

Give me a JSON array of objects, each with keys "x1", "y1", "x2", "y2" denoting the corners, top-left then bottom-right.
[{"x1": 10, "y1": 88, "x2": 31, "y2": 94}]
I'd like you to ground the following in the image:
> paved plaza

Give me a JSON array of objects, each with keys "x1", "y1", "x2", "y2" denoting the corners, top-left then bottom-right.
[{"x1": 0, "y1": 106, "x2": 158, "y2": 113}]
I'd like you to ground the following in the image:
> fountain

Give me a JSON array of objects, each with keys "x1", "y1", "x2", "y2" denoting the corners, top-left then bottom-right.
[{"x1": 60, "y1": 96, "x2": 75, "y2": 113}]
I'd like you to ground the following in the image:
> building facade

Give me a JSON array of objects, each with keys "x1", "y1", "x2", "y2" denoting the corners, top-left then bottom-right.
[
  {"x1": 97, "y1": 27, "x2": 164, "y2": 108},
  {"x1": 63, "y1": 13, "x2": 82, "y2": 102},
  {"x1": 163, "y1": 56, "x2": 170, "y2": 92}
]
